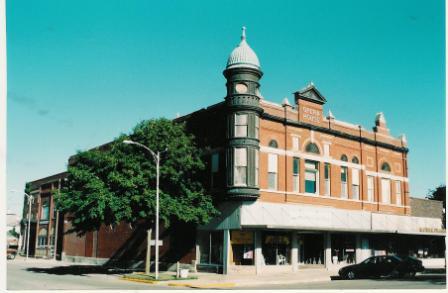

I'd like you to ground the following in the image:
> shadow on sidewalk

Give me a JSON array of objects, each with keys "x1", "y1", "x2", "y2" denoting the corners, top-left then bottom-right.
[{"x1": 26, "y1": 265, "x2": 136, "y2": 276}]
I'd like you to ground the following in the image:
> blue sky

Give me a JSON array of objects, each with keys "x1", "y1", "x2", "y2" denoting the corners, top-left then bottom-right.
[{"x1": 6, "y1": 0, "x2": 445, "y2": 216}]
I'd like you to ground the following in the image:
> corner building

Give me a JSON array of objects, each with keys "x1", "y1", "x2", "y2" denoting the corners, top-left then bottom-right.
[
  {"x1": 20, "y1": 27, "x2": 444, "y2": 273},
  {"x1": 180, "y1": 28, "x2": 444, "y2": 274}
]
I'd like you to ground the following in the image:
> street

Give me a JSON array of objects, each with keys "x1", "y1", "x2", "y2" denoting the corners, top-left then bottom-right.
[
  {"x1": 7, "y1": 258, "x2": 186, "y2": 290},
  {"x1": 7, "y1": 258, "x2": 446, "y2": 290},
  {"x1": 235, "y1": 275, "x2": 447, "y2": 290}
]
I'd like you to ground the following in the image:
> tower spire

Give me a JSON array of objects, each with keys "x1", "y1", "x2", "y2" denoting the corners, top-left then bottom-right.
[{"x1": 241, "y1": 26, "x2": 246, "y2": 41}]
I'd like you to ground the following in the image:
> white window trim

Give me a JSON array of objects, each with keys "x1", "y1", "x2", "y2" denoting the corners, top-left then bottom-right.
[
  {"x1": 260, "y1": 146, "x2": 409, "y2": 182},
  {"x1": 259, "y1": 189, "x2": 411, "y2": 208}
]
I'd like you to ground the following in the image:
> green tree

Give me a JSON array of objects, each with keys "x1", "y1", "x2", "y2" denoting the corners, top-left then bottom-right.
[
  {"x1": 55, "y1": 118, "x2": 218, "y2": 235},
  {"x1": 426, "y1": 184, "x2": 446, "y2": 228}
]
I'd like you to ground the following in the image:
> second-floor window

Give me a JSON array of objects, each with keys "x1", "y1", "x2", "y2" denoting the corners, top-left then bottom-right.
[
  {"x1": 381, "y1": 178, "x2": 391, "y2": 204},
  {"x1": 341, "y1": 167, "x2": 348, "y2": 198},
  {"x1": 324, "y1": 163, "x2": 330, "y2": 196},
  {"x1": 268, "y1": 153, "x2": 278, "y2": 190},
  {"x1": 351, "y1": 169, "x2": 359, "y2": 200},
  {"x1": 235, "y1": 113, "x2": 248, "y2": 137},
  {"x1": 293, "y1": 157, "x2": 300, "y2": 192},
  {"x1": 305, "y1": 160, "x2": 318, "y2": 194},
  {"x1": 367, "y1": 176, "x2": 374, "y2": 202},
  {"x1": 40, "y1": 199, "x2": 50, "y2": 221},
  {"x1": 234, "y1": 148, "x2": 247, "y2": 186},
  {"x1": 395, "y1": 181, "x2": 402, "y2": 205}
]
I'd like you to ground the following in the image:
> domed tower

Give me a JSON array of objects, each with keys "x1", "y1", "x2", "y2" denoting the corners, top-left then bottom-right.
[{"x1": 223, "y1": 27, "x2": 263, "y2": 200}]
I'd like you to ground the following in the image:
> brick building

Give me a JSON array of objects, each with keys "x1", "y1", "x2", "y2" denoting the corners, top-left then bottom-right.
[
  {"x1": 22, "y1": 172, "x2": 196, "y2": 269},
  {"x1": 21, "y1": 27, "x2": 445, "y2": 273}
]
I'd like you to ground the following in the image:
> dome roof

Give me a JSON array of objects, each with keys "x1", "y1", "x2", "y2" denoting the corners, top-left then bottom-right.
[{"x1": 226, "y1": 27, "x2": 260, "y2": 70}]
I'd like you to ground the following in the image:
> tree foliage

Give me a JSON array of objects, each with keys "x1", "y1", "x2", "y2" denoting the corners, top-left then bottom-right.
[
  {"x1": 426, "y1": 184, "x2": 446, "y2": 228},
  {"x1": 55, "y1": 118, "x2": 218, "y2": 235}
]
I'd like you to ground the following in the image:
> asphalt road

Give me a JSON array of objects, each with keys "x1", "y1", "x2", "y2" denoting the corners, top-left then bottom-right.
[
  {"x1": 7, "y1": 258, "x2": 446, "y2": 290},
  {"x1": 235, "y1": 274, "x2": 447, "y2": 290}
]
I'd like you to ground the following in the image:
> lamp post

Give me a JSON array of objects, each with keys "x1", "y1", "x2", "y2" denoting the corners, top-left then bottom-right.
[
  {"x1": 123, "y1": 140, "x2": 162, "y2": 280},
  {"x1": 11, "y1": 190, "x2": 34, "y2": 260}
]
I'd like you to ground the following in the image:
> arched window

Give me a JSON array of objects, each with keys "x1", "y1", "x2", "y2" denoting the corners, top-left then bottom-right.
[
  {"x1": 305, "y1": 143, "x2": 320, "y2": 154},
  {"x1": 268, "y1": 140, "x2": 278, "y2": 148},
  {"x1": 352, "y1": 156, "x2": 359, "y2": 164},
  {"x1": 340, "y1": 154, "x2": 348, "y2": 162},
  {"x1": 381, "y1": 162, "x2": 391, "y2": 172}
]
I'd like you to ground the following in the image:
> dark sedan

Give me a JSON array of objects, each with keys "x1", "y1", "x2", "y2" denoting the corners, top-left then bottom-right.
[{"x1": 338, "y1": 255, "x2": 424, "y2": 280}]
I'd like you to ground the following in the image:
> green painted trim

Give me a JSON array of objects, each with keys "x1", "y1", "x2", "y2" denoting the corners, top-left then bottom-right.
[{"x1": 227, "y1": 138, "x2": 259, "y2": 148}]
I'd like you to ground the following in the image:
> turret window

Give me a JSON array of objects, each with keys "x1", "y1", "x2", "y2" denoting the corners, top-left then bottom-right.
[
  {"x1": 341, "y1": 155, "x2": 348, "y2": 162},
  {"x1": 211, "y1": 153, "x2": 219, "y2": 188},
  {"x1": 235, "y1": 114, "x2": 248, "y2": 137},
  {"x1": 234, "y1": 148, "x2": 247, "y2": 186},
  {"x1": 352, "y1": 156, "x2": 359, "y2": 164}
]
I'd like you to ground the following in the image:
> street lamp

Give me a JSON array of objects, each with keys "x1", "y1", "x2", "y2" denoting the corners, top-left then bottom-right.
[
  {"x1": 11, "y1": 190, "x2": 34, "y2": 260},
  {"x1": 123, "y1": 139, "x2": 163, "y2": 280}
]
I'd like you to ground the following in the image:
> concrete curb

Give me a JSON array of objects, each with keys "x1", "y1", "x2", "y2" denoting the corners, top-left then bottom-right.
[
  {"x1": 168, "y1": 282, "x2": 236, "y2": 289},
  {"x1": 120, "y1": 273, "x2": 331, "y2": 289},
  {"x1": 120, "y1": 276, "x2": 159, "y2": 284}
]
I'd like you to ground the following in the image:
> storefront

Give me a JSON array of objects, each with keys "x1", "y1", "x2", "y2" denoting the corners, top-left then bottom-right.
[{"x1": 197, "y1": 201, "x2": 445, "y2": 274}]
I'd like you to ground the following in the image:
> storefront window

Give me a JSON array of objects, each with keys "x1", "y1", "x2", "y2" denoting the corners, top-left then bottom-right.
[
  {"x1": 199, "y1": 231, "x2": 223, "y2": 265},
  {"x1": 262, "y1": 232, "x2": 291, "y2": 265},
  {"x1": 231, "y1": 231, "x2": 254, "y2": 265},
  {"x1": 331, "y1": 234, "x2": 356, "y2": 264},
  {"x1": 299, "y1": 233, "x2": 324, "y2": 265}
]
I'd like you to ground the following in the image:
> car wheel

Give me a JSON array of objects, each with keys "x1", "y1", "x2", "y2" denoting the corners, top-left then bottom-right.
[{"x1": 346, "y1": 270, "x2": 356, "y2": 280}]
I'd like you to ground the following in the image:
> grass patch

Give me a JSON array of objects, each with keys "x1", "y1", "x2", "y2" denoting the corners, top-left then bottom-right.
[{"x1": 123, "y1": 273, "x2": 198, "y2": 281}]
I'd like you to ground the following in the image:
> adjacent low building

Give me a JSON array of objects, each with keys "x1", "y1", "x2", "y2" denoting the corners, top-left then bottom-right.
[{"x1": 20, "y1": 27, "x2": 445, "y2": 274}]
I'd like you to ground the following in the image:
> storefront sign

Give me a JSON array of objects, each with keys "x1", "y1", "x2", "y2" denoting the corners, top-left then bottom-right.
[{"x1": 419, "y1": 227, "x2": 445, "y2": 233}]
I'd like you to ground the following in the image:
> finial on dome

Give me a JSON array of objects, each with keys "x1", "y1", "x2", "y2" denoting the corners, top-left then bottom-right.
[{"x1": 241, "y1": 26, "x2": 246, "y2": 41}]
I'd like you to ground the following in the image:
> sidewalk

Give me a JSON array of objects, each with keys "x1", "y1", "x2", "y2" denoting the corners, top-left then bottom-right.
[{"x1": 123, "y1": 268, "x2": 332, "y2": 289}]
